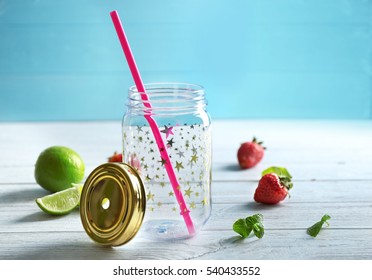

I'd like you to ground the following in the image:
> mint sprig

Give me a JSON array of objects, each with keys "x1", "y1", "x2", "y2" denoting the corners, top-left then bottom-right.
[
  {"x1": 233, "y1": 214, "x2": 264, "y2": 239},
  {"x1": 307, "y1": 214, "x2": 331, "y2": 237}
]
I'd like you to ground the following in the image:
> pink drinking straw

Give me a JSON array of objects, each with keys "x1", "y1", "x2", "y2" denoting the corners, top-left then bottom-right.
[{"x1": 110, "y1": 10, "x2": 195, "y2": 235}]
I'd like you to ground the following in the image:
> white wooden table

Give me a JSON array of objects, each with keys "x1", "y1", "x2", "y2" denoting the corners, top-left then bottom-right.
[{"x1": 1, "y1": 120, "x2": 372, "y2": 260}]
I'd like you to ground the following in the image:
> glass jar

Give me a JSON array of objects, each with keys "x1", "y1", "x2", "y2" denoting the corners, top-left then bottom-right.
[{"x1": 122, "y1": 82, "x2": 212, "y2": 240}]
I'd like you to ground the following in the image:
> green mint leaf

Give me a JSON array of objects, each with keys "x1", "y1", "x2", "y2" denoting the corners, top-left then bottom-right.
[
  {"x1": 233, "y1": 214, "x2": 264, "y2": 239},
  {"x1": 252, "y1": 213, "x2": 263, "y2": 223},
  {"x1": 307, "y1": 215, "x2": 331, "y2": 237},
  {"x1": 252, "y1": 223, "x2": 265, "y2": 239},
  {"x1": 246, "y1": 215, "x2": 261, "y2": 225},
  {"x1": 247, "y1": 214, "x2": 265, "y2": 239},
  {"x1": 247, "y1": 214, "x2": 264, "y2": 239},
  {"x1": 321, "y1": 214, "x2": 331, "y2": 225},
  {"x1": 233, "y1": 218, "x2": 252, "y2": 238},
  {"x1": 306, "y1": 221, "x2": 323, "y2": 237},
  {"x1": 262, "y1": 166, "x2": 292, "y2": 179}
]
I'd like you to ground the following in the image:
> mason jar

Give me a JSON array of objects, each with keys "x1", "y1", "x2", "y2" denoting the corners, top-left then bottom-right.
[{"x1": 122, "y1": 82, "x2": 212, "y2": 240}]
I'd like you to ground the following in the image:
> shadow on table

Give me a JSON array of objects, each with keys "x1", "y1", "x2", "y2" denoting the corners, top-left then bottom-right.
[
  {"x1": 226, "y1": 202, "x2": 286, "y2": 213},
  {"x1": 221, "y1": 164, "x2": 242, "y2": 172},
  {"x1": 16, "y1": 211, "x2": 66, "y2": 223},
  {"x1": 5, "y1": 237, "x2": 204, "y2": 260},
  {"x1": 5, "y1": 241, "x2": 117, "y2": 260},
  {"x1": 245, "y1": 201, "x2": 286, "y2": 210},
  {"x1": 0, "y1": 187, "x2": 48, "y2": 205}
]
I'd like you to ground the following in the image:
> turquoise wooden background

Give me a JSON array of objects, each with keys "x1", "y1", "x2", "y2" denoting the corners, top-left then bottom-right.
[{"x1": 0, "y1": 0, "x2": 371, "y2": 121}]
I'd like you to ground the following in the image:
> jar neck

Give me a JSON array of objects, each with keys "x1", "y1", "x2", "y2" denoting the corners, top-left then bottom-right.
[{"x1": 127, "y1": 83, "x2": 207, "y2": 115}]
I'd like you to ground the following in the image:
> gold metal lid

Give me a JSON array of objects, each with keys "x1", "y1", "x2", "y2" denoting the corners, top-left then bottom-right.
[{"x1": 80, "y1": 162, "x2": 146, "y2": 246}]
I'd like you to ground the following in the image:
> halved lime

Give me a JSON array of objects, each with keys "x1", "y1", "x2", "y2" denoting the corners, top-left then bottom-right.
[{"x1": 36, "y1": 184, "x2": 83, "y2": 215}]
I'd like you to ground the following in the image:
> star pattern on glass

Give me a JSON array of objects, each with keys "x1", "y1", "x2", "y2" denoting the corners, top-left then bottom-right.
[
  {"x1": 175, "y1": 161, "x2": 184, "y2": 172},
  {"x1": 158, "y1": 157, "x2": 167, "y2": 166},
  {"x1": 187, "y1": 153, "x2": 199, "y2": 168},
  {"x1": 160, "y1": 125, "x2": 174, "y2": 138},
  {"x1": 146, "y1": 191, "x2": 155, "y2": 201},
  {"x1": 176, "y1": 151, "x2": 185, "y2": 158},
  {"x1": 190, "y1": 154, "x2": 198, "y2": 163},
  {"x1": 184, "y1": 186, "x2": 193, "y2": 198},
  {"x1": 123, "y1": 123, "x2": 212, "y2": 212},
  {"x1": 167, "y1": 138, "x2": 175, "y2": 147},
  {"x1": 191, "y1": 145, "x2": 198, "y2": 154},
  {"x1": 201, "y1": 198, "x2": 208, "y2": 205}
]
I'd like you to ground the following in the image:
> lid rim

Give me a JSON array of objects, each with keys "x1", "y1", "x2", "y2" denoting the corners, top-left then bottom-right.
[{"x1": 80, "y1": 163, "x2": 146, "y2": 246}]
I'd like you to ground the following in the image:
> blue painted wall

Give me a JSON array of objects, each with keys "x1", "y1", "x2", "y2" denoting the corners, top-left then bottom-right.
[{"x1": 0, "y1": 0, "x2": 371, "y2": 121}]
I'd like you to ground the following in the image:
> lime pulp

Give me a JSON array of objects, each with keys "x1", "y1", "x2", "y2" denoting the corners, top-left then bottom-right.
[{"x1": 36, "y1": 184, "x2": 83, "y2": 215}]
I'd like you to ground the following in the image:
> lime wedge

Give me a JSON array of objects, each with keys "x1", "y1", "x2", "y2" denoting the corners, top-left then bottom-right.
[
  {"x1": 71, "y1": 183, "x2": 83, "y2": 206},
  {"x1": 36, "y1": 184, "x2": 83, "y2": 215}
]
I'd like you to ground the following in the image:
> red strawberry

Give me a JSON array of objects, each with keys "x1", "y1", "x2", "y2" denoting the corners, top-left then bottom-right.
[
  {"x1": 108, "y1": 151, "x2": 122, "y2": 162},
  {"x1": 237, "y1": 137, "x2": 265, "y2": 169},
  {"x1": 254, "y1": 171, "x2": 293, "y2": 204}
]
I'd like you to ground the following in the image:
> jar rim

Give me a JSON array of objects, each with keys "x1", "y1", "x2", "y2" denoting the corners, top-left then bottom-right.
[
  {"x1": 127, "y1": 82, "x2": 207, "y2": 115},
  {"x1": 129, "y1": 82, "x2": 204, "y2": 94}
]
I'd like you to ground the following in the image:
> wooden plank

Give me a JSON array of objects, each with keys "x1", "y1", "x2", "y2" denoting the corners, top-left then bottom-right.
[
  {"x1": 0, "y1": 196, "x2": 370, "y2": 233},
  {"x1": 3, "y1": 119, "x2": 372, "y2": 145},
  {"x1": 212, "y1": 180, "x2": 372, "y2": 203},
  {"x1": 0, "y1": 202, "x2": 370, "y2": 233},
  {"x1": 1, "y1": 144, "x2": 372, "y2": 166},
  {"x1": 0, "y1": 122, "x2": 122, "y2": 166},
  {"x1": 2, "y1": 120, "x2": 372, "y2": 165},
  {"x1": 2, "y1": 180, "x2": 371, "y2": 206},
  {"x1": 1, "y1": 161, "x2": 372, "y2": 183},
  {"x1": 211, "y1": 120, "x2": 372, "y2": 150},
  {"x1": 0, "y1": 229, "x2": 371, "y2": 260},
  {"x1": 193, "y1": 229, "x2": 372, "y2": 260},
  {"x1": 212, "y1": 162, "x2": 372, "y2": 181},
  {"x1": 206, "y1": 202, "x2": 372, "y2": 230}
]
